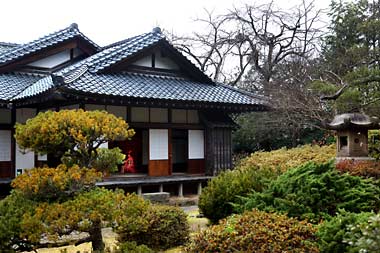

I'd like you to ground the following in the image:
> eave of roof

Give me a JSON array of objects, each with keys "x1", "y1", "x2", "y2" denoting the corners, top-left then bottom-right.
[
  {"x1": 0, "y1": 72, "x2": 46, "y2": 101},
  {"x1": 11, "y1": 70, "x2": 268, "y2": 110}
]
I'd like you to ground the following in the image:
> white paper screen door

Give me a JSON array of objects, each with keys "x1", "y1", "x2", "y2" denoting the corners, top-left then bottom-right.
[
  {"x1": 149, "y1": 129, "x2": 169, "y2": 160},
  {"x1": 188, "y1": 130, "x2": 205, "y2": 159}
]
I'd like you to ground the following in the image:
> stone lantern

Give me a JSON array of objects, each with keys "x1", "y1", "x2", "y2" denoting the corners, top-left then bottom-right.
[{"x1": 324, "y1": 113, "x2": 379, "y2": 160}]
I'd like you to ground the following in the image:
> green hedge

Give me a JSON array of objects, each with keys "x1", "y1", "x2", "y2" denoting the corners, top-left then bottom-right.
[
  {"x1": 199, "y1": 144, "x2": 335, "y2": 223},
  {"x1": 345, "y1": 213, "x2": 380, "y2": 253},
  {"x1": 115, "y1": 241, "x2": 153, "y2": 253},
  {"x1": 0, "y1": 191, "x2": 36, "y2": 252},
  {"x1": 317, "y1": 210, "x2": 373, "y2": 253},
  {"x1": 117, "y1": 205, "x2": 190, "y2": 250},
  {"x1": 235, "y1": 162, "x2": 380, "y2": 222},
  {"x1": 199, "y1": 165, "x2": 277, "y2": 223}
]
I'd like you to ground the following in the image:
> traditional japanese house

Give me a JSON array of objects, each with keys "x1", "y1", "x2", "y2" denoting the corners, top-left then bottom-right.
[{"x1": 0, "y1": 24, "x2": 268, "y2": 190}]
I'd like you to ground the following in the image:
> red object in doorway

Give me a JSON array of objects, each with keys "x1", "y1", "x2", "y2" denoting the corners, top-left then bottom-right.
[{"x1": 123, "y1": 151, "x2": 136, "y2": 173}]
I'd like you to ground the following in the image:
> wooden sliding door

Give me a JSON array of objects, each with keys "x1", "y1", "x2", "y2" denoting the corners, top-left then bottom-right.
[{"x1": 148, "y1": 129, "x2": 171, "y2": 176}]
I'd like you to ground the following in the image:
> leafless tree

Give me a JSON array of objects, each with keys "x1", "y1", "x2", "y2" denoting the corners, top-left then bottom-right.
[
  {"x1": 168, "y1": 10, "x2": 246, "y2": 83},
  {"x1": 170, "y1": 0, "x2": 323, "y2": 93},
  {"x1": 170, "y1": 0, "x2": 330, "y2": 147}
]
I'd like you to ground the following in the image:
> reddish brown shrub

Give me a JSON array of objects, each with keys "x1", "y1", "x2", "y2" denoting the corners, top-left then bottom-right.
[{"x1": 336, "y1": 160, "x2": 380, "y2": 179}]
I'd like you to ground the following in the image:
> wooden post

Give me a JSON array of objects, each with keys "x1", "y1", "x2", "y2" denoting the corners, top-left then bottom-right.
[
  {"x1": 159, "y1": 184, "x2": 164, "y2": 192},
  {"x1": 197, "y1": 182, "x2": 202, "y2": 195},
  {"x1": 137, "y1": 185, "x2": 142, "y2": 195},
  {"x1": 178, "y1": 183, "x2": 183, "y2": 197}
]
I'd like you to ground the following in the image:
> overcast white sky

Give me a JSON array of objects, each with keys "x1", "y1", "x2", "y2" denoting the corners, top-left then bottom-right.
[{"x1": 0, "y1": 0, "x2": 333, "y2": 46}]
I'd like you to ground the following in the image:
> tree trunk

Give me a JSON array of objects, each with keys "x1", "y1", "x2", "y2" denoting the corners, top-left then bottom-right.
[{"x1": 89, "y1": 220, "x2": 104, "y2": 252}]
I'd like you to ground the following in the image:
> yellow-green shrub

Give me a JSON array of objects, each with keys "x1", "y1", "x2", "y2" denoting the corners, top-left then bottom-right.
[
  {"x1": 187, "y1": 209, "x2": 319, "y2": 253},
  {"x1": 239, "y1": 144, "x2": 335, "y2": 173},
  {"x1": 15, "y1": 109, "x2": 135, "y2": 168},
  {"x1": 11, "y1": 165, "x2": 102, "y2": 201}
]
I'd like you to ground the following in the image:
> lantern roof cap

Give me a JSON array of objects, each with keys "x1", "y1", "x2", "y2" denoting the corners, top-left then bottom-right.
[{"x1": 324, "y1": 113, "x2": 379, "y2": 130}]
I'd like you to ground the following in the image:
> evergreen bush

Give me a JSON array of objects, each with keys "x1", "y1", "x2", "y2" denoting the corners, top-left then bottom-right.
[
  {"x1": 115, "y1": 241, "x2": 153, "y2": 253},
  {"x1": 91, "y1": 147, "x2": 125, "y2": 173},
  {"x1": 199, "y1": 144, "x2": 335, "y2": 222},
  {"x1": 199, "y1": 165, "x2": 278, "y2": 223},
  {"x1": 317, "y1": 210, "x2": 373, "y2": 253},
  {"x1": 117, "y1": 205, "x2": 190, "y2": 250},
  {"x1": 0, "y1": 191, "x2": 36, "y2": 252},
  {"x1": 345, "y1": 213, "x2": 380, "y2": 253},
  {"x1": 235, "y1": 162, "x2": 380, "y2": 222},
  {"x1": 369, "y1": 130, "x2": 380, "y2": 160}
]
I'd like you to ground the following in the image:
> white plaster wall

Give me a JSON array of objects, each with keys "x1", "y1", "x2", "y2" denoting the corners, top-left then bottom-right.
[
  {"x1": 133, "y1": 56, "x2": 152, "y2": 67},
  {"x1": 15, "y1": 143, "x2": 34, "y2": 171},
  {"x1": 37, "y1": 153, "x2": 47, "y2": 161},
  {"x1": 132, "y1": 49, "x2": 180, "y2": 70},
  {"x1": 155, "y1": 51, "x2": 179, "y2": 70},
  {"x1": 27, "y1": 50, "x2": 71, "y2": 68}
]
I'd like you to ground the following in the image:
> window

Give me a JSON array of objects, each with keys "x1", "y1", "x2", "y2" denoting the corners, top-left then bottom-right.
[
  {"x1": 339, "y1": 136, "x2": 348, "y2": 150},
  {"x1": 171, "y1": 109, "x2": 199, "y2": 124},
  {"x1": 0, "y1": 109, "x2": 11, "y2": 124},
  {"x1": 172, "y1": 109, "x2": 187, "y2": 123},
  {"x1": 16, "y1": 108, "x2": 36, "y2": 123},
  {"x1": 107, "y1": 105, "x2": 127, "y2": 120},
  {"x1": 0, "y1": 130, "x2": 11, "y2": 161},
  {"x1": 187, "y1": 110, "x2": 199, "y2": 124},
  {"x1": 85, "y1": 104, "x2": 106, "y2": 111},
  {"x1": 131, "y1": 107, "x2": 149, "y2": 122},
  {"x1": 150, "y1": 108, "x2": 168, "y2": 123}
]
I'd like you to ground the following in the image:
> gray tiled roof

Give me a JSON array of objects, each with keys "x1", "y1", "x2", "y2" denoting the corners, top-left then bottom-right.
[
  {"x1": 1, "y1": 25, "x2": 266, "y2": 109},
  {"x1": 69, "y1": 72, "x2": 264, "y2": 105},
  {"x1": 0, "y1": 24, "x2": 99, "y2": 65},
  {"x1": 0, "y1": 42, "x2": 19, "y2": 55},
  {"x1": 0, "y1": 72, "x2": 45, "y2": 101},
  {"x1": 74, "y1": 30, "x2": 164, "y2": 74},
  {"x1": 13, "y1": 71, "x2": 265, "y2": 106}
]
